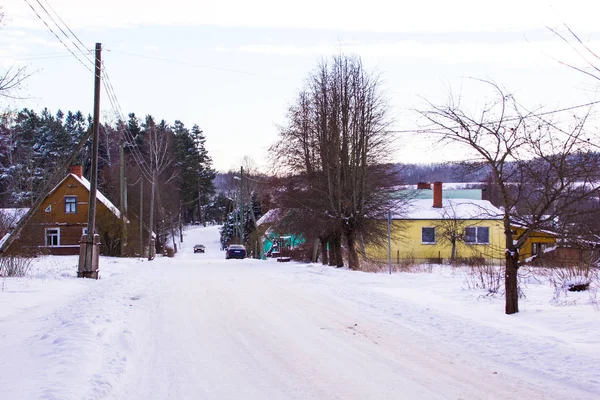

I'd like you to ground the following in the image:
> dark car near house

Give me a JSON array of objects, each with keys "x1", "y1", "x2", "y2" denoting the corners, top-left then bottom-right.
[
  {"x1": 225, "y1": 244, "x2": 246, "y2": 259},
  {"x1": 193, "y1": 244, "x2": 205, "y2": 253}
]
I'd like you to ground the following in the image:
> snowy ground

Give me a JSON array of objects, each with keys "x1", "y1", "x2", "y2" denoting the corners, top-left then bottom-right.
[{"x1": 1, "y1": 225, "x2": 599, "y2": 399}]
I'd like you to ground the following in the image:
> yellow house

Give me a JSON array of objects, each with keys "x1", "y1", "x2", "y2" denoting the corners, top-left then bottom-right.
[
  {"x1": 367, "y1": 182, "x2": 505, "y2": 264},
  {"x1": 511, "y1": 225, "x2": 557, "y2": 262}
]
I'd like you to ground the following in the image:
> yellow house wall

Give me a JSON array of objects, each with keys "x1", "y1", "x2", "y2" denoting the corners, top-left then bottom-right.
[
  {"x1": 514, "y1": 227, "x2": 557, "y2": 261},
  {"x1": 366, "y1": 219, "x2": 505, "y2": 263}
]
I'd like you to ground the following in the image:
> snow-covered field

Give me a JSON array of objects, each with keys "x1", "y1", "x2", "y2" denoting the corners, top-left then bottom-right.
[{"x1": 1, "y1": 225, "x2": 599, "y2": 399}]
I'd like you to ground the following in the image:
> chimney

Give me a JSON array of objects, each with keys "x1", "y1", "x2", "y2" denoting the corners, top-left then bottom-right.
[
  {"x1": 433, "y1": 181, "x2": 443, "y2": 208},
  {"x1": 417, "y1": 182, "x2": 431, "y2": 190},
  {"x1": 70, "y1": 165, "x2": 83, "y2": 178}
]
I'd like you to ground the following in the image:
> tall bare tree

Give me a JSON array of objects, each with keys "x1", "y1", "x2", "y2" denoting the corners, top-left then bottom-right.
[
  {"x1": 418, "y1": 80, "x2": 600, "y2": 314},
  {"x1": 271, "y1": 54, "x2": 399, "y2": 269}
]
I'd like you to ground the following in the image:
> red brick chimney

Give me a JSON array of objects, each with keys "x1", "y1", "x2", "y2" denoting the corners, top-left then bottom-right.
[
  {"x1": 70, "y1": 165, "x2": 83, "y2": 178},
  {"x1": 417, "y1": 182, "x2": 431, "y2": 190},
  {"x1": 433, "y1": 181, "x2": 443, "y2": 208}
]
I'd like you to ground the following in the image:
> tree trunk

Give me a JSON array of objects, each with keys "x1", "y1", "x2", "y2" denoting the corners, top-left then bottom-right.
[
  {"x1": 333, "y1": 232, "x2": 344, "y2": 268},
  {"x1": 450, "y1": 239, "x2": 456, "y2": 264},
  {"x1": 312, "y1": 238, "x2": 320, "y2": 263},
  {"x1": 320, "y1": 237, "x2": 328, "y2": 266},
  {"x1": 504, "y1": 216, "x2": 519, "y2": 314},
  {"x1": 346, "y1": 230, "x2": 359, "y2": 270},
  {"x1": 505, "y1": 252, "x2": 519, "y2": 314},
  {"x1": 328, "y1": 239, "x2": 336, "y2": 267}
]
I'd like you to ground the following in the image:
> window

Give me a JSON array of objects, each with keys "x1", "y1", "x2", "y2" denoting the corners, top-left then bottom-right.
[
  {"x1": 82, "y1": 227, "x2": 88, "y2": 236},
  {"x1": 465, "y1": 226, "x2": 490, "y2": 244},
  {"x1": 45, "y1": 205, "x2": 51, "y2": 213},
  {"x1": 45, "y1": 228, "x2": 60, "y2": 246},
  {"x1": 422, "y1": 227, "x2": 436, "y2": 244},
  {"x1": 65, "y1": 196, "x2": 77, "y2": 213},
  {"x1": 532, "y1": 242, "x2": 551, "y2": 255}
]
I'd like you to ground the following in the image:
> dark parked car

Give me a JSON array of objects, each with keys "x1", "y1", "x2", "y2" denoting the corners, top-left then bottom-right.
[
  {"x1": 193, "y1": 244, "x2": 205, "y2": 253},
  {"x1": 226, "y1": 244, "x2": 246, "y2": 259}
]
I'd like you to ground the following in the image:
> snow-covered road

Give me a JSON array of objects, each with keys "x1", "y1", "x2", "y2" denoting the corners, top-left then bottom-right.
[{"x1": 1, "y1": 225, "x2": 598, "y2": 399}]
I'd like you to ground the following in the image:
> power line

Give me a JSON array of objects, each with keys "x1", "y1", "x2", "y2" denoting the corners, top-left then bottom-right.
[
  {"x1": 96, "y1": 60, "x2": 150, "y2": 179},
  {"x1": 391, "y1": 100, "x2": 600, "y2": 134},
  {"x1": 33, "y1": 0, "x2": 95, "y2": 68},
  {"x1": 40, "y1": 0, "x2": 93, "y2": 57},
  {"x1": 99, "y1": 64, "x2": 154, "y2": 182},
  {"x1": 21, "y1": 0, "x2": 94, "y2": 75}
]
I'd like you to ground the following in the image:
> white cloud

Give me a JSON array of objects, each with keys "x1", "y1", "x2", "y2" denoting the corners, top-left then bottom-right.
[
  {"x1": 5, "y1": 0, "x2": 600, "y2": 33},
  {"x1": 237, "y1": 39, "x2": 600, "y2": 69}
]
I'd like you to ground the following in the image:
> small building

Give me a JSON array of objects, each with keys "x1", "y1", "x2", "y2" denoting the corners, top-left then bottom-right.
[
  {"x1": 3, "y1": 165, "x2": 125, "y2": 256},
  {"x1": 256, "y1": 209, "x2": 305, "y2": 258},
  {"x1": 367, "y1": 182, "x2": 505, "y2": 264}
]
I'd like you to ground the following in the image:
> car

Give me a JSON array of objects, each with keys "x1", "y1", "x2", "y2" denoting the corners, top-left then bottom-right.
[
  {"x1": 193, "y1": 244, "x2": 205, "y2": 253},
  {"x1": 225, "y1": 244, "x2": 246, "y2": 259}
]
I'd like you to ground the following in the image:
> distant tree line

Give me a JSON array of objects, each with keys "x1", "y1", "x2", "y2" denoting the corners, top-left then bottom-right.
[{"x1": 0, "y1": 108, "x2": 220, "y2": 256}]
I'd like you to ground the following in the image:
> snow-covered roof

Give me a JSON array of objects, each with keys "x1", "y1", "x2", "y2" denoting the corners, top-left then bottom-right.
[
  {"x1": 257, "y1": 209, "x2": 280, "y2": 226},
  {"x1": 70, "y1": 174, "x2": 122, "y2": 219},
  {"x1": 396, "y1": 199, "x2": 502, "y2": 220}
]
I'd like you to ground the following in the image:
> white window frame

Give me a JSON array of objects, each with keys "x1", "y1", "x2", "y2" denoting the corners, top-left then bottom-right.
[
  {"x1": 465, "y1": 226, "x2": 490, "y2": 244},
  {"x1": 45, "y1": 227, "x2": 60, "y2": 247},
  {"x1": 421, "y1": 227, "x2": 436, "y2": 244},
  {"x1": 44, "y1": 205, "x2": 52, "y2": 213},
  {"x1": 64, "y1": 196, "x2": 77, "y2": 213}
]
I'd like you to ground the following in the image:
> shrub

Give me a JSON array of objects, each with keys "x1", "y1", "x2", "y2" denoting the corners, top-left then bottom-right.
[
  {"x1": 0, "y1": 255, "x2": 33, "y2": 277},
  {"x1": 463, "y1": 264, "x2": 503, "y2": 295},
  {"x1": 165, "y1": 247, "x2": 175, "y2": 258},
  {"x1": 544, "y1": 265, "x2": 599, "y2": 305}
]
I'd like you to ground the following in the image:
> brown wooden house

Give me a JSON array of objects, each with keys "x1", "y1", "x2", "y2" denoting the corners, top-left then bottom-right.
[{"x1": 8, "y1": 165, "x2": 124, "y2": 256}]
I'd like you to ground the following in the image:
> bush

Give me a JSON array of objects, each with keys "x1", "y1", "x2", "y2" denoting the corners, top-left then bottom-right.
[
  {"x1": 463, "y1": 264, "x2": 503, "y2": 295},
  {"x1": 544, "y1": 265, "x2": 599, "y2": 304},
  {"x1": 165, "y1": 247, "x2": 175, "y2": 258},
  {"x1": 0, "y1": 256, "x2": 33, "y2": 277}
]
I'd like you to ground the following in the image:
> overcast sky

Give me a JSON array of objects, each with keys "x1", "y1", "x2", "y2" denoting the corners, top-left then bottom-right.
[{"x1": 2, "y1": 0, "x2": 600, "y2": 172}]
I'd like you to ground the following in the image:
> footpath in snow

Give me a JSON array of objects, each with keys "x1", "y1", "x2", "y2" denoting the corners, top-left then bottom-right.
[{"x1": 0, "y1": 225, "x2": 598, "y2": 399}]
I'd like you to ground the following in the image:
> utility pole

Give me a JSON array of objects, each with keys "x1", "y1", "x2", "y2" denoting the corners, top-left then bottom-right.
[
  {"x1": 240, "y1": 166, "x2": 244, "y2": 244},
  {"x1": 387, "y1": 210, "x2": 392, "y2": 275},
  {"x1": 140, "y1": 177, "x2": 144, "y2": 257},
  {"x1": 119, "y1": 141, "x2": 127, "y2": 257},
  {"x1": 78, "y1": 42, "x2": 102, "y2": 279},
  {"x1": 148, "y1": 172, "x2": 156, "y2": 261}
]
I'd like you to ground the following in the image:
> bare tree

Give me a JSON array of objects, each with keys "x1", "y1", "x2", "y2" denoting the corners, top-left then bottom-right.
[
  {"x1": 417, "y1": 80, "x2": 600, "y2": 314},
  {"x1": 432, "y1": 203, "x2": 470, "y2": 264},
  {"x1": 143, "y1": 117, "x2": 176, "y2": 259},
  {"x1": 271, "y1": 54, "x2": 399, "y2": 269},
  {"x1": 0, "y1": 10, "x2": 32, "y2": 99},
  {"x1": 549, "y1": 24, "x2": 600, "y2": 83}
]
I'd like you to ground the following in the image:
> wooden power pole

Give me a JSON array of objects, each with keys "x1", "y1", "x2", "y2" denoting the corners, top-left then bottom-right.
[
  {"x1": 120, "y1": 141, "x2": 127, "y2": 256},
  {"x1": 140, "y1": 177, "x2": 144, "y2": 257},
  {"x1": 78, "y1": 42, "x2": 102, "y2": 279}
]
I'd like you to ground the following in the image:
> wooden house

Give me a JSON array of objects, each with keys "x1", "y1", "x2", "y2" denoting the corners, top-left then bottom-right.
[{"x1": 5, "y1": 165, "x2": 124, "y2": 256}]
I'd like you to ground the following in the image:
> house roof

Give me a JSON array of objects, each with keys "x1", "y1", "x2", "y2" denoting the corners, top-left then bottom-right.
[
  {"x1": 46, "y1": 173, "x2": 122, "y2": 219},
  {"x1": 403, "y1": 188, "x2": 483, "y2": 200},
  {"x1": 69, "y1": 173, "x2": 122, "y2": 219},
  {"x1": 397, "y1": 199, "x2": 503, "y2": 220},
  {"x1": 257, "y1": 209, "x2": 280, "y2": 226}
]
